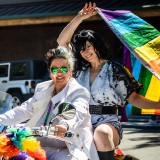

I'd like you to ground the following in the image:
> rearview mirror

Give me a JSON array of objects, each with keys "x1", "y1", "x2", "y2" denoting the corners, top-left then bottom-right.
[
  {"x1": 58, "y1": 102, "x2": 76, "y2": 120},
  {"x1": 46, "y1": 102, "x2": 76, "y2": 136}
]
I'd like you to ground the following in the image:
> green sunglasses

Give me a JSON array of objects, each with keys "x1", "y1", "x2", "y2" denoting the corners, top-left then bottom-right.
[{"x1": 50, "y1": 66, "x2": 69, "y2": 74}]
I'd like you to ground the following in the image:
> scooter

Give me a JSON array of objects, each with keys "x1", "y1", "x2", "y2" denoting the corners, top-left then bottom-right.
[
  {"x1": 0, "y1": 102, "x2": 76, "y2": 160},
  {"x1": 0, "y1": 99, "x2": 139, "y2": 160}
]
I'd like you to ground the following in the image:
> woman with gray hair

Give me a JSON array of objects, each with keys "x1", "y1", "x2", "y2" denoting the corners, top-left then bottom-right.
[{"x1": 0, "y1": 46, "x2": 99, "y2": 160}]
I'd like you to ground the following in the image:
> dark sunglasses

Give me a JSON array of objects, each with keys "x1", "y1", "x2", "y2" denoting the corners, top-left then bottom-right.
[{"x1": 50, "y1": 66, "x2": 69, "y2": 74}]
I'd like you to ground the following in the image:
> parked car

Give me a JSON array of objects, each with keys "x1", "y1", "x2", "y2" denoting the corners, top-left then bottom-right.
[{"x1": 0, "y1": 60, "x2": 48, "y2": 108}]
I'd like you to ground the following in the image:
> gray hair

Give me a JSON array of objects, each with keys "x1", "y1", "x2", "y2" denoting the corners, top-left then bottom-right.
[{"x1": 45, "y1": 46, "x2": 75, "y2": 70}]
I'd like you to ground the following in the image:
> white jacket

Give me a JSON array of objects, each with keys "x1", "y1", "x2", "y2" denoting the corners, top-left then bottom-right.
[{"x1": 0, "y1": 78, "x2": 99, "y2": 160}]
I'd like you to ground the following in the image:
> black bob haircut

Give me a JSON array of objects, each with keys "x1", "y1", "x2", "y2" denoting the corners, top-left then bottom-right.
[{"x1": 73, "y1": 29, "x2": 110, "y2": 71}]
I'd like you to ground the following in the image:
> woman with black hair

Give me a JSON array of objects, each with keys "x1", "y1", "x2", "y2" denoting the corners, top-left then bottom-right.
[{"x1": 57, "y1": 3, "x2": 160, "y2": 160}]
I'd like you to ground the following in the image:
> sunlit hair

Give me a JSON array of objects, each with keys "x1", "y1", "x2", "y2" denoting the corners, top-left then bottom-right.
[
  {"x1": 73, "y1": 29, "x2": 110, "y2": 70},
  {"x1": 45, "y1": 46, "x2": 75, "y2": 71}
]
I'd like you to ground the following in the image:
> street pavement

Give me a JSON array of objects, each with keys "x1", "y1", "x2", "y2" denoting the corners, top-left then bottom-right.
[{"x1": 119, "y1": 115, "x2": 160, "y2": 160}]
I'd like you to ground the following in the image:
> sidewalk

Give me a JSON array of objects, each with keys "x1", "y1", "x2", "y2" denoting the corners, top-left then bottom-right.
[
  {"x1": 119, "y1": 115, "x2": 160, "y2": 160},
  {"x1": 121, "y1": 115, "x2": 160, "y2": 129}
]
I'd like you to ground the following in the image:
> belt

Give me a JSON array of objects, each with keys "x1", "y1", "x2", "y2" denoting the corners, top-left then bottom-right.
[{"x1": 89, "y1": 105, "x2": 118, "y2": 114}]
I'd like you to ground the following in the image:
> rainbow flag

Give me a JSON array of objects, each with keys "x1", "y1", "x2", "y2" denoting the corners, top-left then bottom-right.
[
  {"x1": 124, "y1": 47, "x2": 160, "y2": 116},
  {"x1": 98, "y1": 8, "x2": 160, "y2": 80}
]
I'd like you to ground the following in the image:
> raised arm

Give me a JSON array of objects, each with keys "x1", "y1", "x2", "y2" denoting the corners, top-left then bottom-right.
[{"x1": 57, "y1": 2, "x2": 97, "y2": 48}]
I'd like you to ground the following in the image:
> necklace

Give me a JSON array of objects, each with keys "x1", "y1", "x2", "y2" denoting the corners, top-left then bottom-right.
[
  {"x1": 43, "y1": 89, "x2": 57, "y2": 126},
  {"x1": 52, "y1": 89, "x2": 56, "y2": 96},
  {"x1": 43, "y1": 101, "x2": 52, "y2": 126}
]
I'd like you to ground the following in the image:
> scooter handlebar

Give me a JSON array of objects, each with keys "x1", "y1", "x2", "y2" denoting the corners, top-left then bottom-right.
[
  {"x1": 31, "y1": 126, "x2": 74, "y2": 137},
  {"x1": 0, "y1": 125, "x2": 74, "y2": 138}
]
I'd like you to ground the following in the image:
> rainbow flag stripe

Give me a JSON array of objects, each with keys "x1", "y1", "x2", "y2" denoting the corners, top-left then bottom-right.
[
  {"x1": 131, "y1": 56, "x2": 160, "y2": 115},
  {"x1": 124, "y1": 48, "x2": 160, "y2": 116},
  {"x1": 98, "y1": 8, "x2": 160, "y2": 80}
]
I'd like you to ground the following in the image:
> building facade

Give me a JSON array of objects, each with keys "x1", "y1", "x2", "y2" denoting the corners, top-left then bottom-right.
[{"x1": 0, "y1": 0, "x2": 160, "y2": 61}]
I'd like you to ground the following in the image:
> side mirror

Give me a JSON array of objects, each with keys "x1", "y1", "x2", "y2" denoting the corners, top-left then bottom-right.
[
  {"x1": 58, "y1": 102, "x2": 76, "y2": 120},
  {"x1": 50, "y1": 102, "x2": 76, "y2": 124},
  {"x1": 46, "y1": 102, "x2": 76, "y2": 136}
]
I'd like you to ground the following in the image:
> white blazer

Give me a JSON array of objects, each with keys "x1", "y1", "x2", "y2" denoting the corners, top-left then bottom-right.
[{"x1": 0, "y1": 78, "x2": 99, "y2": 160}]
